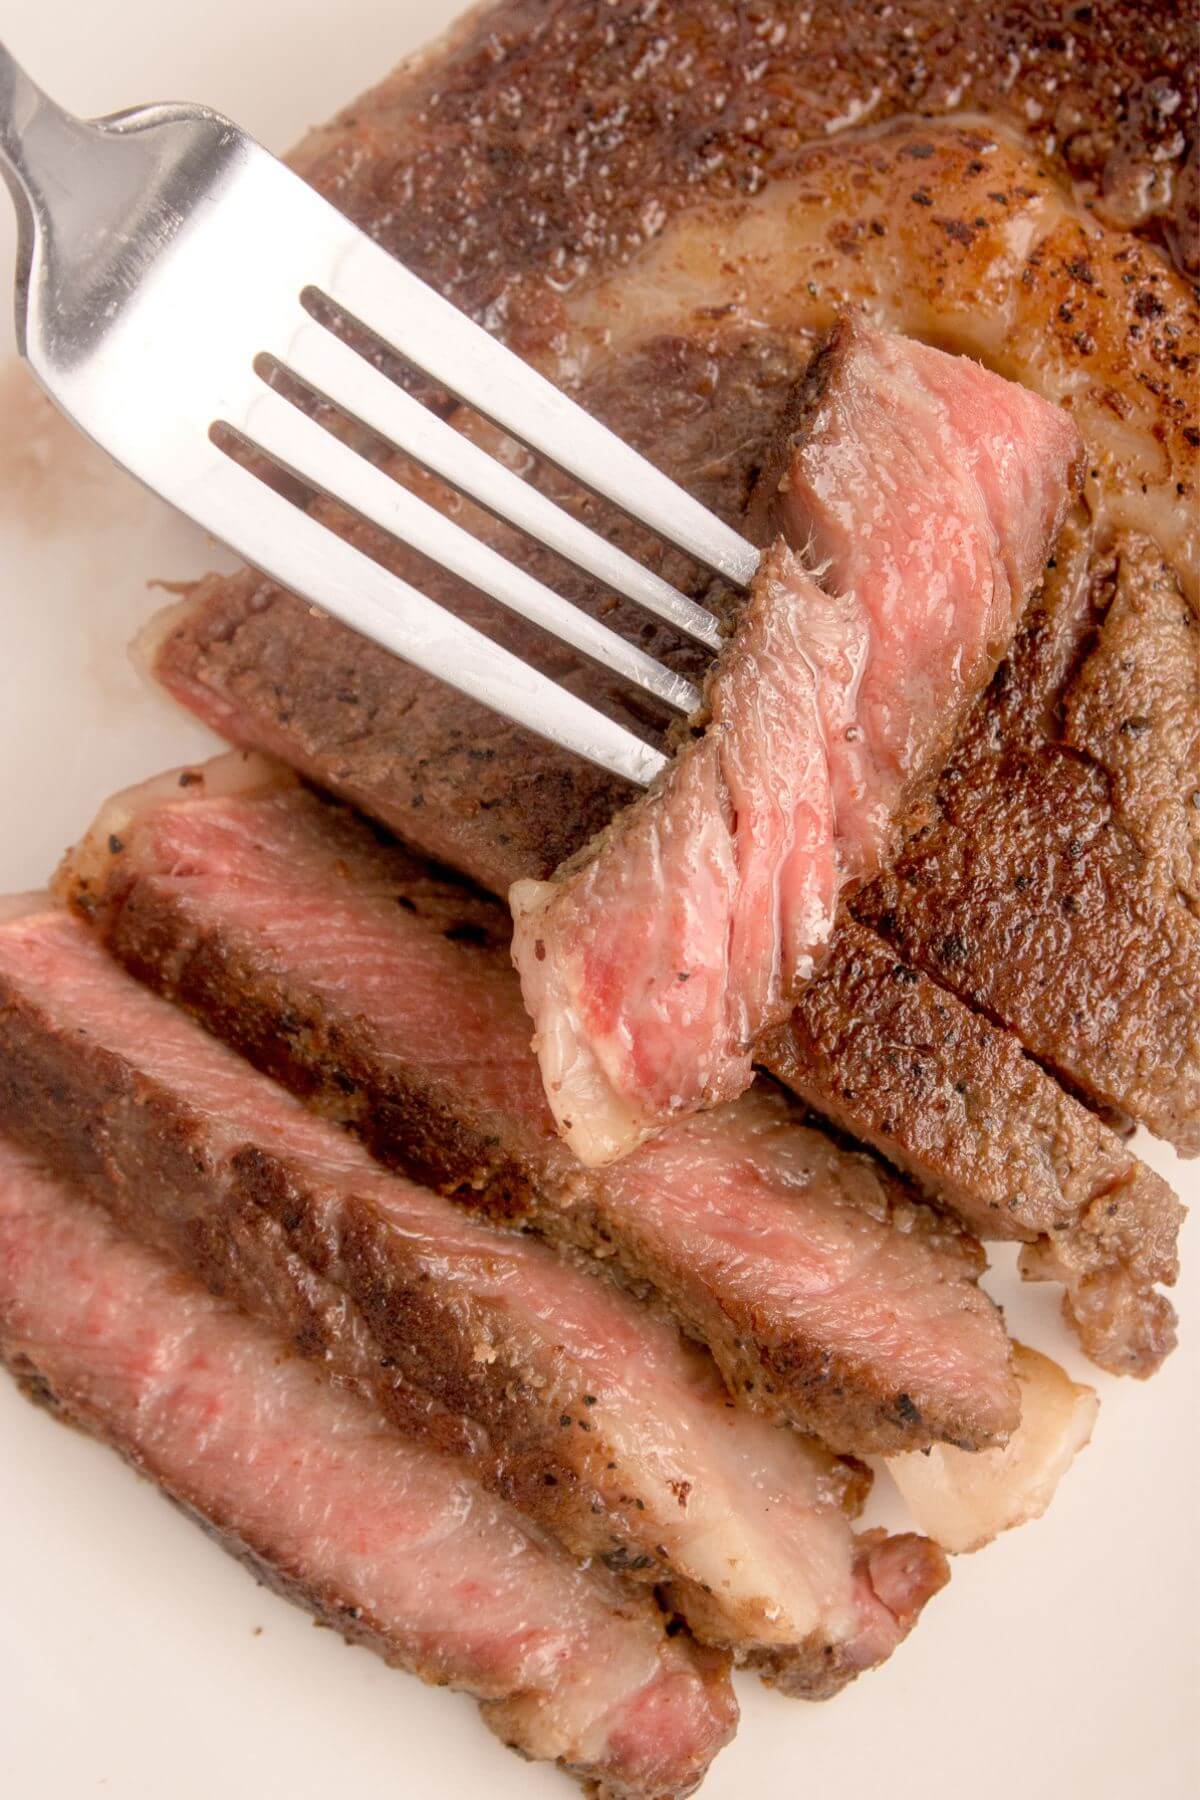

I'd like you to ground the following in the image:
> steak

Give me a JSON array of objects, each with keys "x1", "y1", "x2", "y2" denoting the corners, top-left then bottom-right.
[
  {"x1": 510, "y1": 322, "x2": 1081, "y2": 1163},
  {"x1": 0, "y1": 1133, "x2": 737, "y2": 1798},
  {"x1": 856, "y1": 533, "x2": 1200, "y2": 1154},
  {"x1": 765, "y1": 919, "x2": 1182, "y2": 1376},
  {"x1": 59, "y1": 752, "x2": 1019, "y2": 1457},
  {"x1": 139, "y1": 5, "x2": 1191, "y2": 1362},
  {"x1": 0, "y1": 899, "x2": 949, "y2": 1696},
  {"x1": 146, "y1": 112, "x2": 1198, "y2": 1163}
]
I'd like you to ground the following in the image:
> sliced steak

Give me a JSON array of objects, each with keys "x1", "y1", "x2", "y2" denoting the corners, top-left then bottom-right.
[
  {"x1": 764, "y1": 920, "x2": 1182, "y2": 1376},
  {"x1": 858, "y1": 536, "x2": 1200, "y2": 1155},
  {"x1": 0, "y1": 900, "x2": 948, "y2": 1696},
  {"x1": 0, "y1": 1134, "x2": 737, "y2": 1797},
  {"x1": 144, "y1": 492, "x2": 1187, "y2": 1368},
  {"x1": 510, "y1": 322, "x2": 1081, "y2": 1164},
  {"x1": 1060, "y1": 539, "x2": 1199, "y2": 921},
  {"x1": 140, "y1": 20, "x2": 1192, "y2": 1299},
  {"x1": 60, "y1": 753, "x2": 1018, "y2": 1457}
]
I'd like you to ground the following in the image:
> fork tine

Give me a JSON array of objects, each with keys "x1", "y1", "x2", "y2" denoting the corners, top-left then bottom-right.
[
  {"x1": 241, "y1": 382, "x2": 703, "y2": 716},
  {"x1": 282, "y1": 318, "x2": 725, "y2": 652},
  {"x1": 309, "y1": 256, "x2": 762, "y2": 589},
  {"x1": 194, "y1": 435, "x2": 667, "y2": 787}
]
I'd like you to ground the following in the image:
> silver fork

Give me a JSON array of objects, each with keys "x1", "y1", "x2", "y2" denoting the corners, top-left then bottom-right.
[{"x1": 0, "y1": 45, "x2": 760, "y2": 787}]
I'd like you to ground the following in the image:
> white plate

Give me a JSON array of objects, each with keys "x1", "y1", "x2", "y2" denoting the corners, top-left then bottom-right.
[{"x1": 0, "y1": 7, "x2": 1195, "y2": 1797}]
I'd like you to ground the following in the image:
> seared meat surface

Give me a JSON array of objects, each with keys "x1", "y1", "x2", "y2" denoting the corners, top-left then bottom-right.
[
  {"x1": 0, "y1": 1135, "x2": 737, "y2": 1798},
  {"x1": 766, "y1": 917, "x2": 1183, "y2": 1376},
  {"x1": 60, "y1": 753, "x2": 1019, "y2": 1456},
  {"x1": 287, "y1": 0, "x2": 1196, "y2": 308},
  {"x1": 857, "y1": 533, "x2": 1200, "y2": 1156}
]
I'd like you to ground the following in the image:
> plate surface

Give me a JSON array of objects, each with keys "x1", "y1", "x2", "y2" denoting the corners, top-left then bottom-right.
[{"x1": 0, "y1": 7, "x2": 1195, "y2": 1798}]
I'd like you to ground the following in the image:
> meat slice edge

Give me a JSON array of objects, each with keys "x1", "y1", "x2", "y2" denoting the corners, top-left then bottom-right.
[
  {"x1": 0, "y1": 898, "x2": 948, "y2": 1697},
  {"x1": 0, "y1": 1133, "x2": 738, "y2": 1799},
  {"x1": 764, "y1": 920, "x2": 1182, "y2": 1377},
  {"x1": 509, "y1": 321, "x2": 1082, "y2": 1166},
  {"x1": 857, "y1": 534, "x2": 1200, "y2": 1157},
  {"x1": 59, "y1": 752, "x2": 1020, "y2": 1457},
  {"x1": 887, "y1": 1345, "x2": 1099, "y2": 1555}
]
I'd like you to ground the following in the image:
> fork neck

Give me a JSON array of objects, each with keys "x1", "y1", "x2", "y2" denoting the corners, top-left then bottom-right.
[{"x1": 0, "y1": 43, "x2": 93, "y2": 234}]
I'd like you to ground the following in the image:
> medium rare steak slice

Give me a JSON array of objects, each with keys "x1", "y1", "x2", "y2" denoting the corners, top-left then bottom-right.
[
  {"x1": 0, "y1": 1136, "x2": 737, "y2": 1797},
  {"x1": 60, "y1": 753, "x2": 1019, "y2": 1457},
  {"x1": 0, "y1": 902, "x2": 948, "y2": 1696},
  {"x1": 510, "y1": 324, "x2": 1081, "y2": 1164}
]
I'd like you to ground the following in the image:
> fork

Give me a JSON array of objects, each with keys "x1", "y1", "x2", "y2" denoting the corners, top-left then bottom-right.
[{"x1": 0, "y1": 44, "x2": 761, "y2": 786}]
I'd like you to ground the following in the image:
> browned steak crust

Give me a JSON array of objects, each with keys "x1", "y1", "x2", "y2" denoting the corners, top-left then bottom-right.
[
  {"x1": 857, "y1": 536, "x2": 1200, "y2": 1155},
  {"x1": 764, "y1": 920, "x2": 1182, "y2": 1375},
  {"x1": 289, "y1": 0, "x2": 1196, "y2": 312}
]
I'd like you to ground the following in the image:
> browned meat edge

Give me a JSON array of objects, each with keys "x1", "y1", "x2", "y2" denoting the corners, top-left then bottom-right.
[{"x1": 853, "y1": 535, "x2": 1199, "y2": 1151}]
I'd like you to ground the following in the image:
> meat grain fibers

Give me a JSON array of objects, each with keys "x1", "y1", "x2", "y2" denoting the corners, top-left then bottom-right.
[
  {"x1": 510, "y1": 322, "x2": 1082, "y2": 1165},
  {"x1": 0, "y1": 896, "x2": 948, "y2": 1697}
]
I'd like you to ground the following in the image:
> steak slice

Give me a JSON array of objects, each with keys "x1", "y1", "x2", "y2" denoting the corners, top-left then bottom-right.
[
  {"x1": 0, "y1": 900, "x2": 948, "y2": 1697},
  {"x1": 1060, "y1": 538, "x2": 1200, "y2": 923},
  {"x1": 858, "y1": 536, "x2": 1200, "y2": 1155},
  {"x1": 509, "y1": 323, "x2": 1082, "y2": 1165},
  {"x1": 765, "y1": 921, "x2": 1182, "y2": 1376},
  {"x1": 59, "y1": 753, "x2": 1019, "y2": 1457},
  {"x1": 0, "y1": 1134, "x2": 737, "y2": 1797}
]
